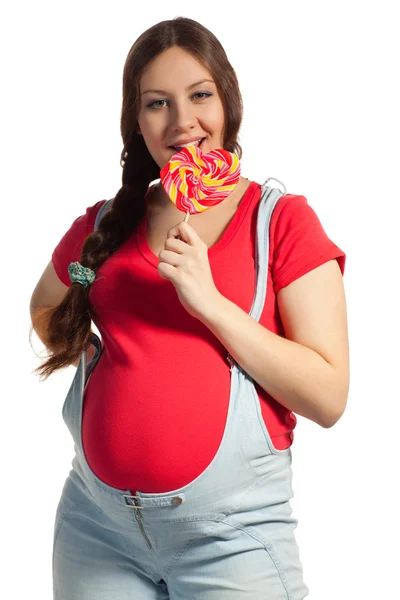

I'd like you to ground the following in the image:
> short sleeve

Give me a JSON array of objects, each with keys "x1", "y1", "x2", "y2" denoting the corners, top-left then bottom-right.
[
  {"x1": 271, "y1": 194, "x2": 346, "y2": 294},
  {"x1": 51, "y1": 200, "x2": 106, "y2": 287}
]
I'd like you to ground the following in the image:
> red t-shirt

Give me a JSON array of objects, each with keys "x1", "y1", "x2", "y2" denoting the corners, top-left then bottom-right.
[{"x1": 52, "y1": 181, "x2": 346, "y2": 492}]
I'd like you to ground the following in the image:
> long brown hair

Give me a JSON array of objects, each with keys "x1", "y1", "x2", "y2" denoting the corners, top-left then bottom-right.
[{"x1": 31, "y1": 16, "x2": 244, "y2": 380}]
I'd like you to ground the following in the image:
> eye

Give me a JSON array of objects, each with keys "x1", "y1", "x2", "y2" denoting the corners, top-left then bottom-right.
[
  {"x1": 146, "y1": 91, "x2": 213, "y2": 109},
  {"x1": 193, "y1": 92, "x2": 212, "y2": 100},
  {"x1": 148, "y1": 99, "x2": 166, "y2": 109}
]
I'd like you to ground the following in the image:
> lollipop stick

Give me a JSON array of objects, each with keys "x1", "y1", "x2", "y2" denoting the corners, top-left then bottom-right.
[{"x1": 175, "y1": 212, "x2": 190, "y2": 241}]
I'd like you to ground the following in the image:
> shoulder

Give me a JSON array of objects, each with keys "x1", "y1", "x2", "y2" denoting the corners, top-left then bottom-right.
[
  {"x1": 270, "y1": 192, "x2": 314, "y2": 225},
  {"x1": 87, "y1": 200, "x2": 109, "y2": 232},
  {"x1": 270, "y1": 191, "x2": 337, "y2": 246},
  {"x1": 51, "y1": 199, "x2": 108, "y2": 287},
  {"x1": 268, "y1": 192, "x2": 346, "y2": 293}
]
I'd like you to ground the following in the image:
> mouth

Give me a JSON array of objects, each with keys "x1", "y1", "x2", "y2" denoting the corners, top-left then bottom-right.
[{"x1": 168, "y1": 138, "x2": 206, "y2": 153}]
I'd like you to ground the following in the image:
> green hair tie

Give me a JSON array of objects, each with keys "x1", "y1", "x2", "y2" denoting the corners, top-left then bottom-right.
[{"x1": 68, "y1": 262, "x2": 96, "y2": 288}]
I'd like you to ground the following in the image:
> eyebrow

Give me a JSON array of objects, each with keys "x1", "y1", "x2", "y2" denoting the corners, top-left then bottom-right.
[{"x1": 141, "y1": 78, "x2": 215, "y2": 96}]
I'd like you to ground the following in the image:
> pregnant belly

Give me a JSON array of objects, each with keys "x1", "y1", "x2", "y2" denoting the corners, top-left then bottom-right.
[{"x1": 80, "y1": 361, "x2": 232, "y2": 493}]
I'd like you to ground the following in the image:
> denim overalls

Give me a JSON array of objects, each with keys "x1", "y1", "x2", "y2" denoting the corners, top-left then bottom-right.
[{"x1": 52, "y1": 179, "x2": 310, "y2": 599}]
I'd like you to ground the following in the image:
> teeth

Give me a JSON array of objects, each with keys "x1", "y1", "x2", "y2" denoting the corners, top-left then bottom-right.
[{"x1": 173, "y1": 139, "x2": 202, "y2": 150}]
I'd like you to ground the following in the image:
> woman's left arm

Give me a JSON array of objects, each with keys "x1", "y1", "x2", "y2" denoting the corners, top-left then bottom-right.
[
  {"x1": 158, "y1": 221, "x2": 350, "y2": 429},
  {"x1": 201, "y1": 259, "x2": 350, "y2": 429}
]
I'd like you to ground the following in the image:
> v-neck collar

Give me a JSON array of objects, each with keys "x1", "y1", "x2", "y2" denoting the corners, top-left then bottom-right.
[{"x1": 136, "y1": 180, "x2": 259, "y2": 269}]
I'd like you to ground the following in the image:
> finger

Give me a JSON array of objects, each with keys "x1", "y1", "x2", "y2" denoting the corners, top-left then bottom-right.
[
  {"x1": 158, "y1": 248, "x2": 184, "y2": 267},
  {"x1": 157, "y1": 261, "x2": 177, "y2": 281},
  {"x1": 167, "y1": 221, "x2": 198, "y2": 246},
  {"x1": 164, "y1": 236, "x2": 188, "y2": 254},
  {"x1": 166, "y1": 223, "x2": 183, "y2": 239}
]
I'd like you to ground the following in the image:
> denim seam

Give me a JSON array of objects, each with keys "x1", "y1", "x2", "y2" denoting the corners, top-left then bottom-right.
[
  {"x1": 162, "y1": 518, "x2": 224, "y2": 581},
  {"x1": 112, "y1": 527, "x2": 160, "y2": 581},
  {"x1": 53, "y1": 497, "x2": 94, "y2": 544},
  {"x1": 223, "y1": 465, "x2": 285, "y2": 518},
  {"x1": 219, "y1": 517, "x2": 292, "y2": 599},
  {"x1": 52, "y1": 497, "x2": 94, "y2": 577},
  {"x1": 139, "y1": 514, "x2": 225, "y2": 524}
]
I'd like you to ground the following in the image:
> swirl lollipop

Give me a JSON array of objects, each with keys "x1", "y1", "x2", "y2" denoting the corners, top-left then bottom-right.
[{"x1": 160, "y1": 144, "x2": 241, "y2": 223}]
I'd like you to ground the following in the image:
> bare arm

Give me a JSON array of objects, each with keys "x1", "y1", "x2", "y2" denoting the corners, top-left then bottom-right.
[
  {"x1": 30, "y1": 260, "x2": 95, "y2": 367},
  {"x1": 200, "y1": 260, "x2": 350, "y2": 428}
]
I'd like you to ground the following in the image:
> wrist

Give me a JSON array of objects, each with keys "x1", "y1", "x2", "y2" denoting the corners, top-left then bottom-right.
[{"x1": 198, "y1": 291, "x2": 229, "y2": 326}]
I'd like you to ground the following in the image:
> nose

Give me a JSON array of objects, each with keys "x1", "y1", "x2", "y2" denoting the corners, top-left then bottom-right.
[{"x1": 169, "y1": 100, "x2": 198, "y2": 132}]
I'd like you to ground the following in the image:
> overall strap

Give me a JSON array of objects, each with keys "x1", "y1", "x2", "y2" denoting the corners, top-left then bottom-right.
[
  {"x1": 94, "y1": 199, "x2": 113, "y2": 231},
  {"x1": 248, "y1": 177, "x2": 287, "y2": 323},
  {"x1": 226, "y1": 177, "x2": 286, "y2": 371}
]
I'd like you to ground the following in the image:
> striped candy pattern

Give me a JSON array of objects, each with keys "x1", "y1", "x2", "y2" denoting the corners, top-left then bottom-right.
[{"x1": 160, "y1": 145, "x2": 241, "y2": 215}]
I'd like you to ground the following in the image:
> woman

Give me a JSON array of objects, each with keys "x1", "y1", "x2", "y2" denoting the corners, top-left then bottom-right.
[{"x1": 30, "y1": 16, "x2": 349, "y2": 600}]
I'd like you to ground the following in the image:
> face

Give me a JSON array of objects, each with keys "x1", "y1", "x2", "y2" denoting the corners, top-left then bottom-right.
[{"x1": 136, "y1": 46, "x2": 225, "y2": 172}]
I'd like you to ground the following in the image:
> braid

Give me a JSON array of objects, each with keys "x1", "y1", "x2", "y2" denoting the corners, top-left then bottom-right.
[
  {"x1": 82, "y1": 152, "x2": 151, "y2": 271},
  {"x1": 32, "y1": 17, "x2": 245, "y2": 381},
  {"x1": 32, "y1": 142, "x2": 160, "y2": 380}
]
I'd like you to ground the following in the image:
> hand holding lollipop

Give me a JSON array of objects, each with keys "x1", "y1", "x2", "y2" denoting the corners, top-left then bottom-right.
[
  {"x1": 157, "y1": 143, "x2": 240, "y2": 319},
  {"x1": 160, "y1": 143, "x2": 241, "y2": 225}
]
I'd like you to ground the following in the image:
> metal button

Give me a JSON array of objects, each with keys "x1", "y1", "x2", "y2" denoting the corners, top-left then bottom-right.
[{"x1": 172, "y1": 496, "x2": 183, "y2": 505}]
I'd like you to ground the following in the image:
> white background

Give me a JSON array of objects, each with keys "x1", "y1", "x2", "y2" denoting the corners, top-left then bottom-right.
[{"x1": 2, "y1": 0, "x2": 399, "y2": 598}]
